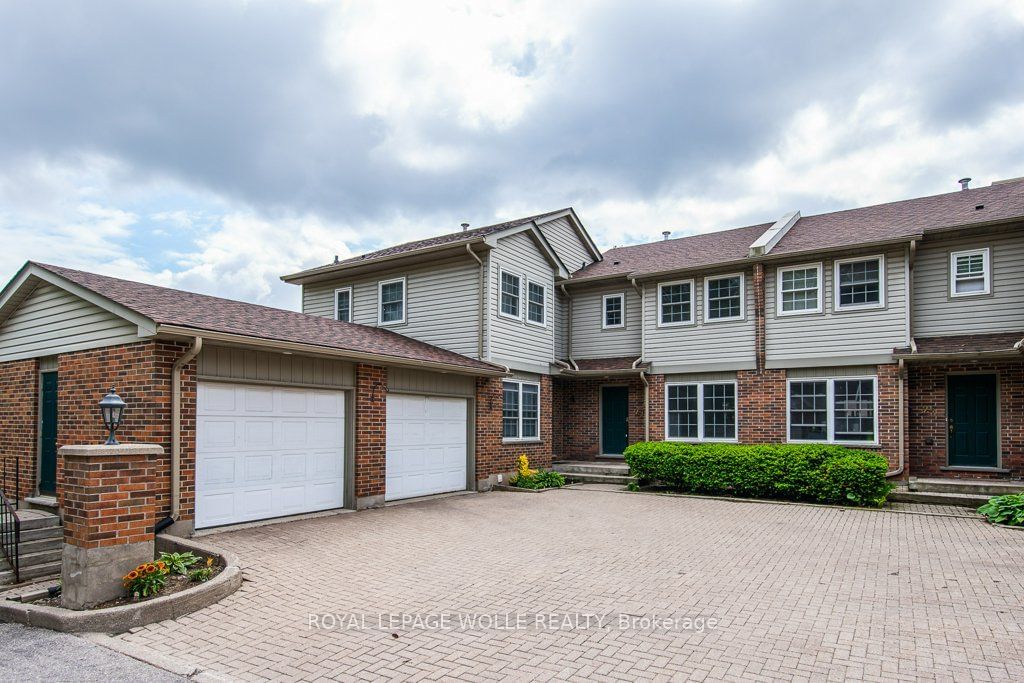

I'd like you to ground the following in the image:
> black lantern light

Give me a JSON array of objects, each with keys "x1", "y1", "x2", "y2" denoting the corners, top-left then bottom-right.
[{"x1": 99, "y1": 387, "x2": 127, "y2": 445}]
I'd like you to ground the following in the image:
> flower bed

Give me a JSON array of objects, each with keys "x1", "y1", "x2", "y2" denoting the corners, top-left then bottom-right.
[{"x1": 510, "y1": 455, "x2": 566, "y2": 490}]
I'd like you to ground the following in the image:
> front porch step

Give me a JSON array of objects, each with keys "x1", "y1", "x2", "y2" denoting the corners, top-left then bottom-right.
[
  {"x1": 909, "y1": 478, "x2": 1024, "y2": 497},
  {"x1": 15, "y1": 508, "x2": 61, "y2": 532},
  {"x1": 0, "y1": 560, "x2": 61, "y2": 585},
  {"x1": 553, "y1": 462, "x2": 635, "y2": 486},
  {"x1": 888, "y1": 490, "x2": 992, "y2": 508}
]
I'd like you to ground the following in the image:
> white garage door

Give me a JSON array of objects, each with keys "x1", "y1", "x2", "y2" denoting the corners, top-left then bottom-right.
[
  {"x1": 196, "y1": 382, "x2": 346, "y2": 528},
  {"x1": 386, "y1": 394, "x2": 467, "y2": 501}
]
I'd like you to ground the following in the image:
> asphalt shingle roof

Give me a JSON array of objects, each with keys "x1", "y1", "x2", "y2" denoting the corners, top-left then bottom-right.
[
  {"x1": 34, "y1": 263, "x2": 505, "y2": 374},
  {"x1": 895, "y1": 332, "x2": 1024, "y2": 356}
]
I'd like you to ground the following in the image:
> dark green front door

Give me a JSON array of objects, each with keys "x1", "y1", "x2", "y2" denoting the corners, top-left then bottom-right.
[
  {"x1": 947, "y1": 374, "x2": 998, "y2": 468},
  {"x1": 39, "y1": 371, "x2": 58, "y2": 495},
  {"x1": 601, "y1": 386, "x2": 629, "y2": 456}
]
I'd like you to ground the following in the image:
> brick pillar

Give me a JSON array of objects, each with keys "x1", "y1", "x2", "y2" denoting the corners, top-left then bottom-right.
[
  {"x1": 354, "y1": 364, "x2": 387, "y2": 508},
  {"x1": 646, "y1": 374, "x2": 666, "y2": 442},
  {"x1": 737, "y1": 369, "x2": 787, "y2": 443},
  {"x1": 59, "y1": 443, "x2": 163, "y2": 609},
  {"x1": 0, "y1": 359, "x2": 39, "y2": 502},
  {"x1": 877, "y1": 363, "x2": 908, "y2": 477},
  {"x1": 753, "y1": 263, "x2": 766, "y2": 372}
]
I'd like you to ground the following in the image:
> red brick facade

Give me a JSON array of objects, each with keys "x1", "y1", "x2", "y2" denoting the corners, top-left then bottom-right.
[
  {"x1": 0, "y1": 358, "x2": 38, "y2": 501},
  {"x1": 475, "y1": 375, "x2": 553, "y2": 482},
  {"x1": 908, "y1": 361, "x2": 1024, "y2": 478},
  {"x1": 552, "y1": 375, "x2": 649, "y2": 460},
  {"x1": 737, "y1": 369, "x2": 787, "y2": 443},
  {"x1": 355, "y1": 364, "x2": 387, "y2": 500}
]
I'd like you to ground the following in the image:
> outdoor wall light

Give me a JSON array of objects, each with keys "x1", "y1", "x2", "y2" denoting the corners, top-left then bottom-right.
[{"x1": 99, "y1": 387, "x2": 126, "y2": 445}]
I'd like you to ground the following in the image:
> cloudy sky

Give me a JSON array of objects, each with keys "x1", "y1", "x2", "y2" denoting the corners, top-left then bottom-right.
[{"x1": 1, "y1": 0, "x2": 1022, "y2": 309}]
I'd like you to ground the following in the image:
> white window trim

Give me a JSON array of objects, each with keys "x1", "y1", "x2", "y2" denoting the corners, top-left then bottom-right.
[
  {"x1": 834, "y1": 254, "x2": 886, "y2": 311},
  {"x1": 377, "y1": 276, "x2": 407, "y2": 326},
  {"x1": 502, "y1": 380, "x2": 542, "y2": 443},
  {"x1": 664, "y1": 381, "x2": 739, "y2": 443},
  {"x1": 334, "y1": 286, "x2": 353, "y2": 323},
  {"x1": 785, "y1": 376, "x2": 879, "y2": 446},
  {"x1": 602, "y1": 292, "x2": 625, "y2": 329},
  {"x1": 704, "y1": 273, "x2": 745, "y2": 323},
  {"x1": 949, "y1": 247, "x2": 991, "y2": 298},
  {"x1": 498, "y1": 267, "x2": 523, "y2": 321},
  {"x1": 776, "y1": 262, "x2": 823, "y2": 317},
  {"x1": 657, "y1": 279, "x2": 695, "y2": 327},
  {"x1": 525, "y1": 279, "x2": 547, "y2": 328}
]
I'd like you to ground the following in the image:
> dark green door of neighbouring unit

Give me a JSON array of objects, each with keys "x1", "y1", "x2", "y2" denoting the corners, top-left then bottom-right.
[
  {"x1": 947, "y1": 374, "x2": 998, "y2": 468},
  {"x1": 39, "y1": 371, "x2": 58, "y2": 495},
  {"x1": 601, "y1": 386, "x2": 629, "y2": 456}
]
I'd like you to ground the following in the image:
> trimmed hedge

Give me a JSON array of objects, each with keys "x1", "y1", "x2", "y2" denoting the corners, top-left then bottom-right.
[{"x1": 623, "y1": 441, "x2": 893, "y2": 507}]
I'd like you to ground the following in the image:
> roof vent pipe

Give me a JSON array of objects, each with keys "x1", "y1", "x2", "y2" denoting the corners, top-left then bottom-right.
[
  {"x1": 461, "y1": 222, "x2": 470, "y2": 231},
  {"x1": 662, "y1": 231, "x2": 671, "y2": 241},
  {"x1": 959, "y1": 177, "x2": 971, "y2": 191},
  {"x1": 333, "y1": 255, "x2": 339, "y2": 264}
]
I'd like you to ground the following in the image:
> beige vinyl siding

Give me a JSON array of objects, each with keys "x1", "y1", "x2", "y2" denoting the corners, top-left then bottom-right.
[
  {"x1": 488, "y1": 231, "x2": 555, "y2": 373},
  {"x1": 555, "y1": 288, "x2": 568, "y2": 360},
  {"x1": 389, "y1": 367, "x2": 474, "y2": 397},
  {"x1": 0, "y1": 282, "x2": 141, "y2": 362},
  {"x1": 300, "y1": 256, "x2": 482, "y2": 358},
  {"x1": 537, "y1": 216, "x2": 594, "y2": 273},
  {"x1": 197, "y1": 346, "x2": 355, "y2": 388},
  {"x1": 571, "y1": 284, "x2": 642, "y2": 359},
  {"x1": 765, "y1": 247, "x2": 907, "y2": 367},
  {"x1": 643, "y1": 269, "x2": 757, "y2": 372},
  {"x1": 913, "y1": 230, "x2": 1024, "y2": 337}
]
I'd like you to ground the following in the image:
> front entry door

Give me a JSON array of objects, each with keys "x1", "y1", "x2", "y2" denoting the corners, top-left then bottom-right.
[
  {"x1": 947, "y1": 374, "x2": 998, "y2": 468},
  {"x1": 39, "y1": 371, "x2": 58, "y2": 495},
  {"x1": 601, "y1": 386, "x2": 629, "y2": 456}
]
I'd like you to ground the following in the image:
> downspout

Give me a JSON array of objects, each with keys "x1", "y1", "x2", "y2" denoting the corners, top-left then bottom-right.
[
  {"x1": 886, "y1": 358, "x2": 906, "y2": 478},
  {"x1": 466, "y1": 243, "x2": 485, "y2": 360},
  {"x1": 630, "y1": 278, "x2": 649, "y2": 441},
  {"x1": 157, "y1": 336, "x2": 203, "y2": 534},
  {"x1": 559, "y1": 284, "x2": 578, "y2": 370},
  {"x1": 639, "y1": 369, "x2": 650, "y2": 442},
  {"x1": 630, "y1": 277, "x2": 645, "y2": 368}
]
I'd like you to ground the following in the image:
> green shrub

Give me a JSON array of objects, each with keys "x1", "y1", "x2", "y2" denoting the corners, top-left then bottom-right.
[
  {"x1": 512, "y1": 469, "x2": 567, "y2": 490},
  {"x1": 623, "y1": 441, "x2": 893, "y2": 507},
  {"x1": 978, "y1": 494, "x2": 1024, "y2": 526}
]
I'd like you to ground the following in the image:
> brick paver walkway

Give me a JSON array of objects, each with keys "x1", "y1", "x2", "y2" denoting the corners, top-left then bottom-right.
[{"x1": 117, "y1": 489, "x2": 1024, "y2": 682}]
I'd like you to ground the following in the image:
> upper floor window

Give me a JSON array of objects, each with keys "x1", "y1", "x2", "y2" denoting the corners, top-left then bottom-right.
[
  {"x1": 334, "y1": 287, "x2": 352, "y2": 323},
  {"x1": 788, "y1": 377, "x2": 877, "y2": 444},
  {"x1": 503, "y1": 380, "x2": 540, "y2": 441},
  {"x1": 658, "y1": 280, "x2": 694, "y2": 326},
  {"x1": 666, "y1": 381, "x2": 737, "y2": 442},
  {"x1": 527, "y1": 281, "x2": 546, "y2": 326},
  {"x1": 500, "y1": 270, "x2": 521, "y2": 318},
  {"x1": 835, "y1": 256, "x2": 884, "y2": 310},
  {"x1": 777, "y1": 263, "x2": 822, "y2": 315},
  {"x1": 950, "y1": 248, "x2": 990, "y2": 297},
  {"x1": 705, "y1": 274, "x2": 743, "y2": 322},
  {"x1": 603, "y1": 293, "x2": 625, "y2": 329},
  {"x1": 378, "y1": 277, "x2": 406, "y2": 325}
]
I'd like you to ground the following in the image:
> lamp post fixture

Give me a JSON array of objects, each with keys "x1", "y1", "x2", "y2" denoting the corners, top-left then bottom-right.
[{"x1": 99, "y1": 388, "x2": 126, "y2": 445}]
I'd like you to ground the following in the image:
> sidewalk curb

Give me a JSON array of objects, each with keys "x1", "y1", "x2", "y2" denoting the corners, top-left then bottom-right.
[{"x1": 81, "y1": 632, "x2": 234, "y2": 681}]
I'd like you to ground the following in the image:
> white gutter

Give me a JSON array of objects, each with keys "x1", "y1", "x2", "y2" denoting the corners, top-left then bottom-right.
[
  {"x1": 559, "y1": 284, "x2": 579, "y2": 371},
  {"x1": 282, "y1": 237, "x2": 487, "y2": 284},
  {"x1": 886, "y1": 358, "x2": 906, "y2": 479},
  {"x1": 466, "y1": 243, "x2": 485, "y2": 360},
  {"x1": 748, "y1": 211, "x2": 800, "y2": 257},
  {"x1": 171, "y1": 336, "x2": 203, "y2": 520},
  {"x1": 1015, "y1": 337, "x2": 1024, "y2": 352}
]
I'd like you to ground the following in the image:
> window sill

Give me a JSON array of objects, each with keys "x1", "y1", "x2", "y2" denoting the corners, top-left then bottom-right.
[
  {"x1": 787, "y1": 440, "x2": 880, "y2": 448},
  {"x1": 940, "y1": 465, "x2": 1010, "y2": 473},
  {"x1": 503, "y1": 439, "x2": 543, "y2": 445},
  {"x1": 833, "y1": 303, "x2": 885, "y2": 313},
  {"x1": 666, "y1": 438, "x2": 738, "y2": 444}
]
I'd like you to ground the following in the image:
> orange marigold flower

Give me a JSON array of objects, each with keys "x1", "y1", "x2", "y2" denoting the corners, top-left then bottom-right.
[
  {"x1": 146, "y1": 565, "x2": 158, "y2": 574},
  {"x1": 126, "y1": 570, "x2": 139, "y2": 580}
]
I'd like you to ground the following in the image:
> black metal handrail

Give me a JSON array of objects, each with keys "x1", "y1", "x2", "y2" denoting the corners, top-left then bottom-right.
[{"x1": 0, "y1": 487, "x2": 19, "y2": 584}]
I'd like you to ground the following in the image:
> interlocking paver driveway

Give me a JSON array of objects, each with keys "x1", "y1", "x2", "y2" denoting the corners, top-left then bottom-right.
[{"x1": 118, "y1": 489, "x2": 1024, "y2": 682}]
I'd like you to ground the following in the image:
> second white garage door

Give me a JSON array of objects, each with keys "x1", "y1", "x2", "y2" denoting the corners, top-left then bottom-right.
[
  {"x1": 196, "y1": 382, "x2": 346, "y2": 529},
  {"x1": 386, "y1": 394, "x2": 468, "y2": 501}
]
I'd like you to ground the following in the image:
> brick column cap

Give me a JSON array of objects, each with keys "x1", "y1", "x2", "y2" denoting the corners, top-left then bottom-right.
[{"x1": 59, "y1": 444, "x2": 164, "y2": 457}]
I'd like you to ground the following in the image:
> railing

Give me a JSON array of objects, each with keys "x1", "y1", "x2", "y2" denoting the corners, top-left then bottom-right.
[{"x1": 1, "y1": 459, "x2": 20, "y2": 583}]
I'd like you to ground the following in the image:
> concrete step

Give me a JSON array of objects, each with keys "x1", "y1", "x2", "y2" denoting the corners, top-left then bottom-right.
[
  {"x1": 18, "y1": 536, "x2": 61, "y2": 555},
  {"x1": 562, "y1": 472, "x2": 636, "y2": 486},
  {"x1": 554, "y1": 461, "x2": 631, "y2": 476},
  {"x1": 889, "y1": 490, "x2": 991, "y2": 508},
  {"x1": 19, "y1": 525, "x2": 63, "y2": 543},
  {"x1": 15, "y1": 546, "x2": 63, "y2": 567},
  {"x1": 909, "y1": 478, "x2": 1024, "y2": 497},
  {"x1": 0, "y1": 560, "x2": 61, "y2": 586},
  {"x1": 14, "y1": 509, "x2": 60, "y2": 531}
]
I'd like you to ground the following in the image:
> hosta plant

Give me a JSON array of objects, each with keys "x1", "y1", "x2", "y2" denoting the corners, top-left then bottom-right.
[
  {"x1": 159, "y1": 550, "x2": 200, "y2": 575},
  {"x1": 977, "y1": 494, "x2": 1024, "y2": 527}
]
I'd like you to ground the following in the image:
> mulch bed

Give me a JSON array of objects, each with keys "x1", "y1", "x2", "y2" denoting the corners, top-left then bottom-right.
[{"x1": 33, "y1": 564, "x2": 223, "y2": 610}]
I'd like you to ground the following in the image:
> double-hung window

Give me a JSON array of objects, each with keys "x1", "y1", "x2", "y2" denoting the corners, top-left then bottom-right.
[
  {"x1": 835, "y1": 256, "x2": 884, "y2": 310},
  {"x1": 658, "y1": 280, "x2": 693, "y2": 326},
  {"x1": 500, "y1": 270, "x2": 521, "y2": 318},
  {"x1": 503, "y1": 380, "x2": 540, "y2": 440},
  {"x1": 527, "y1": 281, "x2": 546, "y2": 325},
  {"x1": 603, "y1": 293, "x2": 624, "y2": 329},
  {"x1": 788, "y1": 377, "x2": 877, "y2": 444},
  {"x1": 777, "y1": 264, "x2": 821, "y2": 315},
  {"x1": 666, "y1": 382, "x2": 737, "y2": 441},
  {"x1": 334, "y1": 287, "x2": 353, "y2": 322},
  {"x1": 705, "y1": 274, "x2": 744, "y2": 321},
  {"x1": 378, "y1": 278, "x2": 406, "y2": 325},
  {"x1": 950, "y1": 248, "x2": 990, "y2": 297}
]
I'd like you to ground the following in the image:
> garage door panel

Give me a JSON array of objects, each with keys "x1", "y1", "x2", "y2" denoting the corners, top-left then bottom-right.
[
  {"x1": 196, "y1": 382, "x2": 345, "y2": 529},
  {"x1": 386, "y1": 395, "x2": 467, "y2": 501}
]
